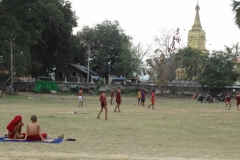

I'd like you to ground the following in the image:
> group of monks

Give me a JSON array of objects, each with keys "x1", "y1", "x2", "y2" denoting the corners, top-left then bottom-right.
[{"x1": 97, "y1": 86, "x2": 122, "y2": 120}]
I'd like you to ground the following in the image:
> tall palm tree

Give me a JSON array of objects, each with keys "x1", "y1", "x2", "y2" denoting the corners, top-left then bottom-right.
[{"x1": 232, "y1": 0, "x2": 240, "y2": 28}]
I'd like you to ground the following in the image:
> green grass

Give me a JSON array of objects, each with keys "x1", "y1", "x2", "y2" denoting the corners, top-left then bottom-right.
[{"x1": 0, "y1": 92, "x2": 240, "y2": 160}]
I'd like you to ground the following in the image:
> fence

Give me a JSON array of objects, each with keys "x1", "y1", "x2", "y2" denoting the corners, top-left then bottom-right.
[{"x1": 2, "y1": 81, "x2": 240, "y2": 97}]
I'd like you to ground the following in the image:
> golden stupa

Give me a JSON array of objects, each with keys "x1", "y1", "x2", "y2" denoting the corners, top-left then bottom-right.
[
  {"x1": 175, "y1": 1, "x2": 206, "y2": 81},
  {"x1": 187, "y1": 1, "x2": 206, "y2": 50}
]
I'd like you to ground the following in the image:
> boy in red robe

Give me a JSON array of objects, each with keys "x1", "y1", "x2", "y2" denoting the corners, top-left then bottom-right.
[
  {"x1": 6, "y1": 115, "x2": 25, "y2": 139},
  {"x1": 97, "y1": 90, "x2": 108, "y2": 120},
  {"x1": 234, "y1": 92, "x2": 240, "y2": 111},
  {"x1": 147, "y1": 90, "x2": 155, "y2": 109},
  {"x1": 114, "y1": 86, "x2": 122, "y2": 112},
  {"x1": 225, "y1": 93, "x2": 231, "y2": 109}
]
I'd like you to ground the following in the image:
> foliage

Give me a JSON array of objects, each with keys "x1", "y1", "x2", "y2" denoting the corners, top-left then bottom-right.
[
  {"x1": 133, "y1": 42, "x2": 152, "y2": 79},
  {"x1": 175, "y1": 46, "x2": 209, "y2": 80},
  {"x1": 121, "y1": 88, "x2": 136, "y2": 96},
  {"x1": 232, "y1": 0, "x2": 240, "y2": 29},
  {"x1": 75, "y1": 20, "x2": 135, "y2": 79},
  {"x1": 0, "y1": 0, "x2": 78, "y2": 77},
  {"x1": 115, "y1": 43, "x2": 137, "y2": 78},
  {"x1": 146, "y1": 28, "x2": 181, "y2": 85},
  {"x1": 146, "y1": 53, "x2": 168, "y2": 85},
  {"x1": 153, "y1": 27, "x2": 177, "y2": 59},
  {"x1": 98, "y1": 78, "x2": 106, "y2": 85},
  {"x1": 199, "y1": 46, "x2": 240, "y2": 88}
]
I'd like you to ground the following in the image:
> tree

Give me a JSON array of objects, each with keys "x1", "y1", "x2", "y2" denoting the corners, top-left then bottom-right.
[
  {"x1": 147, "y1": 28, "x2": 182, "y2": 82},
  {"x1": 232, "y1": 0, "x2": 240, "y2": 29},
  {"x1": 75, "y1": 20, "x2": 134, "y2": 79},
  {"x1": 153, "y1": 27, "x2": 177, "y2": 59},
  {"x1": 146, "y1": 28, "x2": 181, "y2": 85},
  {"x1": 133, "y1": 42, "x2": 152, "y2": 79},
  {"x1": 29, "y1": 0, "x2": 78, "y2": 77},
  {"x1": 146, "y1": 53, "x2": 168, "y2": 85},
  {"x1": 0, "y1": 0, "x2": 78, "y2": 77},
  {"x1": 115, "y1": 43, "x2": 138, "y2": 78},
  {"x1": 175, "y1": 46, "x2": 209, "y2": 81},
  {"x1": 199, "y1": 47, "x2": 240, "y2": 88},
  {"x1": 0, "y1": 0, "x2": 33, "y2": 76}
]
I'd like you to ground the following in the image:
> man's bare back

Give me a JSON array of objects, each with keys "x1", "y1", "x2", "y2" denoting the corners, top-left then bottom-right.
[
  {"x1": 25, "y1": 115, "x2": 47, "y2": 141},
  {"x1": 27, "y1": 122, "x2": 40, "y2": 136}
]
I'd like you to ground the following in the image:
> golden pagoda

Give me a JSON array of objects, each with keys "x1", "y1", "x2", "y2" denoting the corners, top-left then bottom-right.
[
  {"x1": 175, "y1": 1, "x2": 206, "y2": 81},
  {"x1": 187, "y1": 1, "x2": 206, "y2": 50}
]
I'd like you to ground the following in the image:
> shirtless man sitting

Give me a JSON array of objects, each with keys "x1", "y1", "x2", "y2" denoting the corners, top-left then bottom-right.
[{"x1": 25, "y1": 115, "x2": 49, "y2": 141}]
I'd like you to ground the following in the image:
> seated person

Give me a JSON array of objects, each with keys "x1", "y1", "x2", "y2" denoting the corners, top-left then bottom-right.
[
  {"x1": 6, "y1": 115, "x2": 25, "y2": 139},
  {"x1": 24, "y1": 115, "x2": 48, "y2": 141},
  {"x1": 88, "y1": 89, "x2": 93, "y2": 96}
]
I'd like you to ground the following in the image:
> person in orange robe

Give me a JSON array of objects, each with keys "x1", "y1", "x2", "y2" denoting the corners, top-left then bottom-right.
[{"x1": 147, "y1": 90, "x2": 156, "y2": 109}]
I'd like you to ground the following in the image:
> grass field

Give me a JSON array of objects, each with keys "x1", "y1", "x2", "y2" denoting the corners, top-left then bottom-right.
[{"x1": 0, "y1": 92, "x2": 240, "y2": 160}]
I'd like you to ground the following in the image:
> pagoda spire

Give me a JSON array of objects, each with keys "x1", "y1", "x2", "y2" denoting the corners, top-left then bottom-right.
[
  {"x1": 192, "y1": 1, "x2": 202, "y2": 30},
  {"x1": 195, "y1": 0, "x2": 200, "y2": 13},
  {"x1": 188, "y1": 0, "x2": 206, "y2": 50}
]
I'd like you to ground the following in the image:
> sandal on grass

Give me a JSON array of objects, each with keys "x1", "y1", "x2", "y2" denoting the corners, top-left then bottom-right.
[{"x1": 66, "y1": 138, "x2": 76, "y2": 141}]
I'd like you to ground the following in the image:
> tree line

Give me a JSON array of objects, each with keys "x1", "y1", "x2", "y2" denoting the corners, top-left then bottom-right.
[
  {"x1": 0, "y1": 0, "x2": 140, "y2": 80},
  {"x1": 0, "y1": 0, "x2": 240, "y2": 89}
]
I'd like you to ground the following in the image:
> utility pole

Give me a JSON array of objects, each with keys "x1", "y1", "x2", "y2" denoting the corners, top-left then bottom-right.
[
  {"x1": 137, "y1": 47, "x2": 139, "y2": 85},
  {"x1": 87, "y1": 45, "x2": 90, "y2": 84},
  {"x1": 10, "y1": 41, "x2": 13, "y2": 94}
]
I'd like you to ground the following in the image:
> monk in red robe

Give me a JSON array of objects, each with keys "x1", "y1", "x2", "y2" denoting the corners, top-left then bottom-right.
[
  {"x1": 6, "y1": 115, "x2": 25, "y2": 139},
  {"x1": 114, "y1": 86, "x2": 122, "y2": 112},
  {"x1": 234, "y1": 92, "x2": 240, "y2": 111},
  {"x1": 97, "y1": 90, "x2": 108, "y2": 120}
]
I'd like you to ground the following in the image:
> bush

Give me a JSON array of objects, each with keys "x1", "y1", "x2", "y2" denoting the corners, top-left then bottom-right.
[
  {"x1": 98, "y1": 78, "x2": 106, "y2": 85},
  {"x1": 122, "y1": 89, "x2": 136, "y2": 96}
]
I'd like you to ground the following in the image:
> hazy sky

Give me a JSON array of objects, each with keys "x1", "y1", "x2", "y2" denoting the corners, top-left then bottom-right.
[{"x1": 69, "y1": 0, "x2": 240, "y2": 52}]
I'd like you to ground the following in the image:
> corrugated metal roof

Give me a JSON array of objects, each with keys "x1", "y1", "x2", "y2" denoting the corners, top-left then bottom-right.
[{"x1": 69, "y1": 64, "x2": 98, "y2": 76}]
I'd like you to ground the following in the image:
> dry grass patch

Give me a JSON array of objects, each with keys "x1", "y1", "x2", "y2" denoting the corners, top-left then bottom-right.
[{"x1": 0, "y1": 92, "x2": 239, "y2": 160}]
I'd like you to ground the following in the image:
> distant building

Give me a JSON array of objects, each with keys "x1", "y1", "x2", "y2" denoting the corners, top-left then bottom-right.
[{"x1": 55, "y1": 64, "x2": 99, "y2": 83}]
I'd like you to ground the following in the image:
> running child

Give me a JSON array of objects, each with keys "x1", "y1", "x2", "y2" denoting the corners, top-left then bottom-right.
[
  {"x1": 147, "y1": 90, "x2": 155, "y2": 109},
  {"x1": 225, "y1": 92, "x2": 231, "y2": 109}
]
